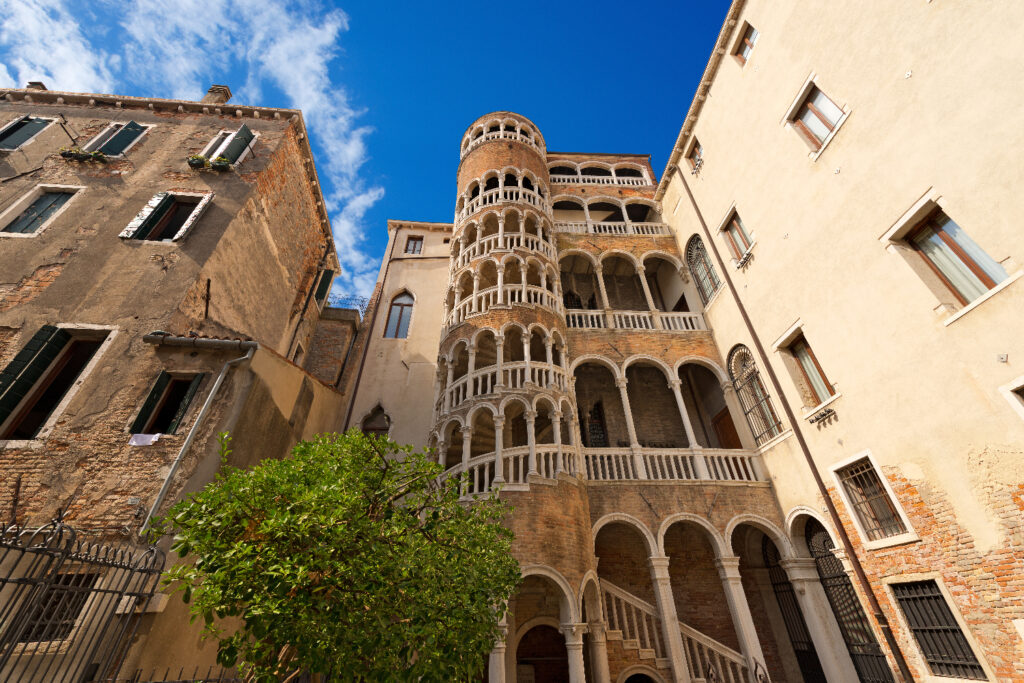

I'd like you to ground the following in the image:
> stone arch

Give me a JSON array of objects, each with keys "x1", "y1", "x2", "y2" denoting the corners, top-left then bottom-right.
[
  {"x1": 621, "y1": 354, "x2": 674, "y2": 377},
  {"x1": 568, "y1": 354, "x2": 621, "y2": 378},
  {"x1": 656, "y1": 513, "x2": 729, "y2": 558},
  {"x1": 598, "y1": 249, "x2": 641, "y2": 270},
  {"x1": 578, "y1": 160, "x2": 614, "y2": 173},
  {"x1": 672, "y1": 355, "x2": 729, "y2": 384},
  {"x1": 786, "y1": 506, "x2": 838, "y2": 558},
  {"x1": 726, "y1": 513, "x2": 795, "y2": 560},
  {"x1": 617, "y1": 665, "x2": 666, "y2": 683},
  {"x1": 558, "y1": 248, "x2": 599, "y2": 269},
  {"x1": 468, "y1": 403, "x2": 497, "y2": 458},
  {"x1": 578, "y1": 570, "x2": 601, "y2": 623},
  {"x1": 450, "y1": 339, "x2": 470, "y2": 380},
  {"x1": 639, "y1": 249, "x2": 682, "y2": 271},
  {"x1": 520, "y1": 564, "x2": 580, "y2": 623},
  {"x1": 591, "y1": 513, "x2": 657, "y2": 557}
]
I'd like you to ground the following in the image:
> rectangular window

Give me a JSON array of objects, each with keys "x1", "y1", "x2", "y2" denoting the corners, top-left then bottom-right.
[
  {"x1": 907, "y1": 209, "x2": 1008, "y2": 306},
  {"x1": 837, "y1": 458, "x2": 907, "y2": 541},
  {"x1": 120, "y1": 192, "x2": 213, "y2": 242},
  {"x1": 314, "y1": 269, "x2": 334, "y2": 305},
  {"x1": 202, "y1": 125, "x2": 256, "y2": 164},
  {"x1": 792, "y1": 86, "x2": 844, "y2": 149},
  {"x1": 2, "y1": 190, "x2": 74, "y2": 234},
  {"x1": 0, "y1": 116, "x2": 51, "y2": 150},
  {"x1": 131, "y1": 372, "x2": 205, "y2": 435},
  {"x1": 723, "y1": 213, "x2": 753, "y2": 259},
  {"x1": 15, "y1": 572, "x2": 98, "y2": 642},
  {"x1": 0, "y1": 326, "x2": 106, "y2": 440},
  {"x1": 735, "y1": 24, "x2": 759, "y2": 64},
  {"x1": 687, "y1": 139, "x2": 703, "y2": 171},
  {"x1": 85, "y1": 121, "x2": 147, "y2": 156},
  {"x1": 789, "y1": 334, "x2": 833, "y2": 406},
  {"x1": 891, "y1": 581, "x2": 986, "y2": 680},
  {"x1": 405, "y1": 236, "x2": 423, "y2": 254}
]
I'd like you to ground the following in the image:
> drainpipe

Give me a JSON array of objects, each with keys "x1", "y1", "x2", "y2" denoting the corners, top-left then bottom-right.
[
  {"x1": 138, "y1": 333, "x2": 258, "y2": 537},
  {"x1": 677, "y1": 175, "x2": 915, "y2": 682}
]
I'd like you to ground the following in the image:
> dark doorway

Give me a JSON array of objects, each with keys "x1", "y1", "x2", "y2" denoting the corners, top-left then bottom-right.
[
  {"x1": 763, "y1": 537, "x2": 827, "y2": 682},
  {"x1": 516, "y1": 625, "x2": 568, "y2": 683}
]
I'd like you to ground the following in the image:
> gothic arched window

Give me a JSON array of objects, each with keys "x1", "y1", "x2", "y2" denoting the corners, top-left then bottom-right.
[
  {"x1": 728, "y1": 345, "x2": 782, "y2": 445},
  {"x1": 686, "y1": 235, "x2": 721, "y2": 304},
  {"x1": 384, "y1": 292, "x2": 414, "y2": 338},
  {"x1": 361, "y1": 405, "x2": 391, "y2": 438}
]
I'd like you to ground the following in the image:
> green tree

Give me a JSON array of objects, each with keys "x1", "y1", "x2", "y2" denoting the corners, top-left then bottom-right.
[{"x1": 160, "y1": 430, "x2": 520, "y2": 681}]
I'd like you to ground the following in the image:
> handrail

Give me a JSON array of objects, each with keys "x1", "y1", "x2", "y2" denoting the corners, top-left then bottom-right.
[
  {"x1": 584, "y1": 447, "x2": 763, "y2": 483},
  {"x1": 565, "y1": 310, "x2": 706, "y2": 332},
  {"x1": 442, "y1": 361, "x2": 569, "y2": 413},
  {"x1": 553, "y1": 221, "x2": 671, "y2": 235},
  {"x1": 549, "y1": 174, "x2": 650, "y2": 187},
  {"x1": 457, "y1": 186, "x2": 550, "y2": 223}
]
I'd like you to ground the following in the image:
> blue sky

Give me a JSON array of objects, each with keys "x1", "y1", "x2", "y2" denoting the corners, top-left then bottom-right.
[{"x1": 0, "y1": 1, "x2": 729, "y2": 299}]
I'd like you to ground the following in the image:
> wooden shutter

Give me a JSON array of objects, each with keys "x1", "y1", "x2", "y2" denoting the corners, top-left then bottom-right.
[
  {"x1": 131, "y1": 371, "x2": 171, "y2": 434},
  {"x1": 99, "y1": 121, "x2": 145, "y2": 156},
  {"x1": 5, "y1": 193, "x2": 72, "y2": 234},
  {"x1": 166, "y1": 373, "x2": 205, "y2": 434},
  {"x1": 220, "y1": 125, "x2": 255, "y2": 163},
  {"x1": 314, "y1": 269, "x2": 334, "y2": 303},
  {"x1": 0, "y1": 326, "x2": 70, "y2": 425},
  {"x1": 0, "y1": 117, "x2": 46, "y2": 150}
]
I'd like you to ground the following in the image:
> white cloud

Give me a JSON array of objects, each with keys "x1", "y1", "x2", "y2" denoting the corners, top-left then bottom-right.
[
  {"x1": 0, "y1": 0, "x2": 383, "y2": 297},
  {"x1": 0, "y1": 0, "x2": 114, "y2": 92}
]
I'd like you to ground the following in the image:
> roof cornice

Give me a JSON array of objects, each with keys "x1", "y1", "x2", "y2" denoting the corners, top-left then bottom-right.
[{"x1": 655, "y1": 0, "x2": 746, "y2": 201}]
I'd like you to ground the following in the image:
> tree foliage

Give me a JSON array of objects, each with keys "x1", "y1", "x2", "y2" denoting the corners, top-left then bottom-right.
[{"x1": 160, "y1": 431, "x2": 520, "y2": 681}]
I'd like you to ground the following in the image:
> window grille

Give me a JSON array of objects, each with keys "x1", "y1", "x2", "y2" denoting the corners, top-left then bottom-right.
[
  {"x1": 763, "y1": 539, "x2": 826, "y2": 682},
  {"x1": 728, "y1": 345, "x2": 782, "y2": 445},
  {"x1": 686, "y1": 235, "x2": 721, "y2": 304},
  {"x1": 836, "y1": 458, "x2": 907, "y2": 541},
  {"x1": 584, "y1": 402, "x2": 608, "y2": 448},
  {"x1": 891, "y1": 581, "x2": 985, "y2": 679}
]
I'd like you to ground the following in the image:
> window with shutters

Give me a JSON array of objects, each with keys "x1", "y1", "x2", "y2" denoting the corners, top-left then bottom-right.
[
  {"x1": 361, "y1": 405, "x2": 391, "y2": 437},
  {"x1": 384, "y1": 292, "x2": 414, "y2": 339},
  {"x1": 404, "y1": 236, "x2": 423, "y2": 254},
  {"x1": 832, "y1": 452, "x2": 917, "y2": 549},
  {"x1": 0, "y1": 325, "x2": 110, "y2": 441},
  {"x1": 687, "y1": 138, "x2": 703, "y2": 172},
  {"x1": 890, "y1": 580, "x2": 987, "y2": 680},
  {"x1": 201, "y1": 125, "x2": 257, "y2": 165},
  {"x1": 120, "y1": 191, "x2": 213, "y2": 242},
  {"x1": 84, "y1": 120, "x2": 150, "y2": 157},
  {"x1": 313, "y1": 269, "x2": 334, "y2": 306},
  {"x1": 131, "y1": 372, "x2": 205, "y2": 435},
  {"x1": 0, "y1": 185, "x2": 81, "y2": 237},
  {"x1": 0, "y1": 116, "x2": 53, "y2": 150},
  {"x1": 685, "y1": 235, "x2": 721, "y2": 305}
]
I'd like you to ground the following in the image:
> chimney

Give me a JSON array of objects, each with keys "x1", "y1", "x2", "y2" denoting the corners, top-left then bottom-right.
[
  {"x1": 26, "y1": 81, "x2": 47, "y2": 91},
  {"x1": 201, "y1": 85, "x2": 232, "y2": 104}
]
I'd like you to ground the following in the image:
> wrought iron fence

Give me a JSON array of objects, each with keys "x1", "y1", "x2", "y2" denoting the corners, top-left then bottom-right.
[
  {"x1": 0, "y1": 519, "x2": 164, "y2": 683},
  {"x1": 329, "y1": 295, "x2": 369, "y2": 316}
]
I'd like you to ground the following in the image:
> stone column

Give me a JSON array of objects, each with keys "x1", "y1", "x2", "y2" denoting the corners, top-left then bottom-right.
[
  {"x1": 497, "y1": 265, "x2": 505, "y2": 305},
  {"x1": 552, "y1": 410, "x2": 563, "y2": 473},
  {"x1": 488, "y1": 622, "x2": 508, "y2": 683},
  {"x1": 716, "y1": 556, "x2": 768, "y2": 676},
  {"x1": 493, "y1": 415, "x2": 506, "y2": 483},
  {"x1": 472, "y1": 273, "x2": 481, "y2": 314},
  {"x1": 437, "y1": 440, "x2": 448, "y2": 467},
  {"x1": 637, "y1": 264, "x2": 658, "y2": 312},
  {"x1": 523, "y1": 337, "x2": 532, "y2": 384},
  {"x1": 588, "y1": 621, "x2": 612, "y2": 683},
  {"x1": 444, "y1": 364, "x2": 455, "y2": 412},
  {"x1": 453, "y1": 286, "x2": 463, "y2": 325},
  {"x1": 526, "y1": 409, "x2": 537, "y2": 475},
  {"x1": 616, "y1": 377, "x2": 646, "y2": 479},
  {"x1": 668, "y1": 379, "x2": 700, "y2": 452},
  {"x1": 570, "y1": 413, "x2": 585, "y2": 478},
  {"x1": 595, "y1": 265, "x2": 612, "y2": 327},
  {"x1": 781, "y1": 558, "x2": 861, "y2": 682},
  {"x1": 649, "y1": 556, "x2": 691, "y2": 683},
  {"x1": 561, "y1": 623, "x2": 588, "y2": 683},
  {"x1": 497, "y1": 215, "x2": 505, "y2": 249},
  {"x1": 462, "y1": 430, "x2": 473, "y2": 469},
  {"x1": 495, "y1": 336, "x2": 505, "y2": 388},
  {"x1": 468, "y1": 346, "x2": 477, "y2": 376}
]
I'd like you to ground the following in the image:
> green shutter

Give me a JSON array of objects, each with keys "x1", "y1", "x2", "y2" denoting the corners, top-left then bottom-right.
[
  {"x1": 134, "y1": 194, "x2": 174, "y2": 239},
  {"x1": 131, "y1": 371, "x2": 171, "y2": 434},
  {"x1": 314, "y1": 269, "x2": 334, "y2": 304},
  {"x1": 0, "y1": 117, "x2": 48, "y2": 150},
  {"x1": 0, "y1": 325, "x2": 70, "y2": 425},
  {"x1": 220, "y1": 125, "x2": 255, "y2": 163},
  {"x1": 166, "y1": 373, "x2": 205, "y2": 434},
  {"x1": 4, "y1": 192, "x2": 73, "y2": 234},
  {"x1": 99, "y1": 121, "x2": 145, "y2": 156}
]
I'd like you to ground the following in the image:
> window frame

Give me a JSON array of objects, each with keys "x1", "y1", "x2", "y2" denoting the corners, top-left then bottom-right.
[
  {"x1": 882, "y1": 574, "x2": 993, "y2": 682},
  {"x1": 733, "y1": 22, "x2": 759, "y2": 65},
  {"x1": 998, "y1": 374, "x2": 1024, "y2": 424},
  {"x1": 313, "y1": 269, "x2": 334, "y2": 308},
  {"x1": 685, "y1": 235, "x2": 722, "y2": 306},
  {"x1": 686, "y1": 137, "x2": 703, "y2": 172},
  {"x1": 0, "y1": 184, "x2": 84, "y2": 238},
  {"x1": 788, "y1": 333, "x2": 835, "y2": 408},
  {"x1": 829, "y1": 450, "x2": 918, "y2": 550},
  {"x1": 404, "y1": 235, "x2": 424, "y2": 255},
  {"x1": 83, "y1": 121, "x2": 153, "y2": 158},
  {"x1": 0, "y1": 324, "x2": 117, "y2": 447},
  {"x1": 201, "y1": 125, "x2": 259, "y2": 165},
  {"x1": 728, "y1": 345, "x2": 783, "y2": 447},
  {"x1": 383, "y1": 292, "x2": 414, "y2": 339},
  {"x1": 720, "y1": 211, "x2": 754, "y2": 262},
  {"x1": 119, "y1": 191, "x2": 214, "y2": 242},
  {"x1": 11, "y1": 569, "x2": 100, "y2": 646},
  {"x1": 782, "y1": 75, "x2": 849, "y2": 159},
  {"x1": 0, "y1": 115, "x2": 55, "y2": 151},
  {"x1": 130, "y1": 371, "x2": 206, "y2": 436}
]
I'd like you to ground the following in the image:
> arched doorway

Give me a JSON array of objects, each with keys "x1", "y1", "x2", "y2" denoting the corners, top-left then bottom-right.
[
  {"x1": 517, "y1": 624, "x2": 568, "y2": 682},
  {"x1": 763, "y1": 537, "x2": 827, "y2": 682}
]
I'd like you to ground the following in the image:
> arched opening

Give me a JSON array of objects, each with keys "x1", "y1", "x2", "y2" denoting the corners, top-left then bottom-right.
[
  {"x1": 601, "y1": 255, "x2": 645, "y2": 310},
  {"x1": 480, "y1": 212, "x2": 499, "y2": 241},
  {"x1": 728, "y1": 345, "x2": 783, "y2": 446},
  {"x1": 441, "y1": 421, "x2": 464, "y2": 469},
  {"x1": 502, "y1": 400, "x2": 529, "y2": 448},
  {"x1": 522, "y1": 176, "x2": 535, "y2": 192},
  {"x1": 624, "y1": 200, "x2": 658, "y2": 223},
  {"x1": 731, "y1": 523, "x2": 824, "y2": 683},
  {"x1": 553, "y1": 198, "x2": 587, "y2": 224},
  {"x1": 588, "y1": 200, "x2": 624, "y2": 223},
  {"x1": 550, "y1": 165, "x2": 575, "y2": 176},
  {"x1": 580, "y1": 165, "x2": 612, "y2": 178},
  {"x1": 516, "y1": 623, "x2": 567, "y2": 683},
  {"x1": 504, "y1": 326, "x2": 525, "y2": 363},
  {"x1": 451, "y1": 341, "x2": 469, "y2": 381},
  {"x1": 559, "y1": 399, "x2": 574, "y2": 446},
  {"x1": 535, "y1": 397, "x2": 556, "y2": 445},
  {"x1": 625, "y1": 363, "x2": 686, "y2": 448},
  {"x1": 503, "y1": 257, "x2": 524, "y2": 303},
  {"x1": 616, "y1": 166, "x2": 645, "y2": 179},
  {"x1": 476, "y1": 330, "x2": 498, "y2": 369},
  {"x1": 484, "y1": 175, "x2": 499, "y2": 191},
  {"x1": 551, "y1": 333, "x2": 565, "y2": 367},
  {"x1": 361, "y1": 405, "x2": 391, "y2": 437},
  {"x1": 478, "y1": 260, "x2": 499, "y2": 305},
  {"x1": 504, "y1": 172, "x2": 518, "y2": 188},
  {"x1": 686, "y1": 235, "x2": 721, "y2": 305},
  {"x1": 469, "y1": 182, "x2": 480, "y2": 199},
  {"x1": 470, "y1": 408, "x2": 496, "y2": 458},
  {"x1": 594, "y1": 522, "x2": 662, "y2": 656},
  {"x1": 678, "y1": 364, "x2": 740, "y2": 448},
  {"x1": 560, "y1": 254, "x2": 600, "y2": 311},
  {"x1": 624, "y1": 674, "x2": 657, "y2": 683},
  {"x1": 529, "y1": 328, "x2": 547, "y2": 364},
  {"x1": 644, "y1": 256, "x2": 688, "y2": 312},
  {"x1": 574, "y1": 362, "x2": 628, "y2": 448}
]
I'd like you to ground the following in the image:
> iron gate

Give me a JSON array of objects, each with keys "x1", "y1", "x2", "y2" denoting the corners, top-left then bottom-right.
[
  {"x1": 0, "y1": 519, "x2": 164, "y2": 683},
  {"x1": 763, "y1": 538, "x2": 826, "y2": 682}
]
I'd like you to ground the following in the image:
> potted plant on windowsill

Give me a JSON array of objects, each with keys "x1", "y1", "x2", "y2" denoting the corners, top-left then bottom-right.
[
  {"x1": 89, "y1": 150, "x2": 107, "y2": 163},
  {"x1": 59, "y1": 146, "x2": 76, "y2": 159},
  {"x1": 210, "y1": 155, "x2": 232, "y2": 172},
  {"x1": 187, "y1": 154, "x2": 208, "y2": 169}
]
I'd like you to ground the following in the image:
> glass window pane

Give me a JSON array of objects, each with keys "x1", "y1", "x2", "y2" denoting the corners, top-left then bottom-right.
[
  {"x1": 794, "y1": 342, "x2": 831, "y2": 404},
  {"x1": 938, "y1": 216, "x2": 1007, "y2": 286},
  {"x1": 798, "y1": 107, "x2": 830, "y2": 142},
  {"x1": 809, "y1": 88, "x2": 843, "y2": 126},
  {"x1": 911, "y1": 225, "x2": 991, "y2": 303},
  {"x1": 396, "y1": 307, "x2": 411, "y2": 338}
]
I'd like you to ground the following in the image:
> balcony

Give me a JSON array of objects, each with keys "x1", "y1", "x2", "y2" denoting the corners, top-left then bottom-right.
[
  {"x1": 442, "y1": 361, "x2": 569, "y2": 413},
  {"x1": 457, "y1": 186, "x2": 549, "y2": 223},
  {"x1": 549, "y1": 173, "x2": 649, "y2": 187},
  {"x1": 446, "y1": 284, "x2": 561, "y2": 329},
  {"x1": 454, "y1": 232, "x2": 556, "y2": 269},
  {"x1": 554, "y1": 221, "x2": 672, "y2": 236},
  {"x1": 565, "y1": 310, "x2": 705, "y2": 331}
]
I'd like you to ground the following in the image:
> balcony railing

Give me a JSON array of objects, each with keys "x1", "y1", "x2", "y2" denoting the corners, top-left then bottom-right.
[
  {"x1": 442, "y1": 361, "x2": 569, "y2": 413},
  {"x1": 447, "y1": 285, "x2": 560, "y2": 329},
  {"x1": 453, "y1": 232, "x2": 556, "y2": 269},
  {"x1": 440, "y1": 445, "x2": 576, "y2": 499},
  {"x1": 584, "y1": 447, "x2": 763, "y2": 483},
  {"x1": 457, "y1": 187, "x2": 549, "y2": 223},
  {"x1": 554, "y1": 221, "x2": 671, "y2": 236},
  {"x1": 549, "y1": 174, "x2": 650, "y2": 187},
  {"x1": 565, "y1": 310, "x2": 705, "y2": 332},
  {"x1": 463, "y1": 129, "x2": 542, "y2": 158}
]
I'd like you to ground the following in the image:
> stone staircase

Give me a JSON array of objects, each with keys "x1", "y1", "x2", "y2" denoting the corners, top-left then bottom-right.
[{"x1": 601, "y1": 580, "x2": 749, "y2": 683}]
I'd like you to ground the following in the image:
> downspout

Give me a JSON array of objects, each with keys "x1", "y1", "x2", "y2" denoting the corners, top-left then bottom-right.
[
  {"x1": 677, "y1": 174, "x2": 915, "y2": 682},
  {"x1": 138, "y1": 333, "x2": 258, "y2": 537}
]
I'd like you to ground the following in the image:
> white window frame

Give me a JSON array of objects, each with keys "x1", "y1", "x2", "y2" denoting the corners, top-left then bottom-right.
[
  {"x1": 781, "y1": 73, "x2": 850, "y2": 161},
  {"x1": 882, "y1": 572, "x2": 995, "y2": 683},
  {"x1": 83, "y1": 121, "x2": 153, "y2": 157},
  {"x1": 0, "y1": 184, "x2": 84, "y2": 239},
  {"x1": 0, "y1": 115, "x2": 56, "y2": 151},
  {"x1": 829, "y1": 450, "x2": 919, "y2": 550},
  {"x1": 119, "y1": 191, "x2": 214, "y2": 242},
  {"x1": 772, "y1": 319, "x2": 843, "y2": 415},
  {"x1": 201, "y1": 127, "x2": 260, "y2": 165},
  {"x1": 731, "y1": 20, "x2": 759, "y2": 66},
  {"x1": 0, "y1": 324, "x2": 118, "y2": 449},
  {"x1": 404, "y1": 235, "x2": 424, "y2": 255}
]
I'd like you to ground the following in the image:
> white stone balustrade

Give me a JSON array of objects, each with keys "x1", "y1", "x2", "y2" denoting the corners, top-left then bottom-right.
[
  {"x1": 463, "y1": 128, "x2": 542, "y2": 158},
  {"x1": 584, "y1": 448, "x2": 763, "y2": 483},
  {"x1": 457, "y1": 187, "x2": 549, "y2": 223},
  {"x1": 549, "y1": 174, "x2": 649, "y2": 187},
  {"x1": 447, "y1": 284, "x2": 561, "y2": 329},
  {"x1": 440, "y1": 445, "x2": 576, "y2": 500},
  {"x1": 443, "y1": 362, "x2": 569, "y2": 412},
  {"x1": 454, "y1": 232, "x2": 557, "y2": 269},
  {"x1": 565, "y1": 310, "x2": 705, "y2": 332},
  {"x1": 553, "y1": 221, "x2": 671, "y2": 236}
]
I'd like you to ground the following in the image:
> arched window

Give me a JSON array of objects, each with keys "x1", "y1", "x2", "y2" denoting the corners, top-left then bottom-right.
[
  {"x1": 361, "y1": 405, "x2": 391, "y2": 437},
  {"x1": 686, "y1": 235, "x2": 721, "y2": 304},
  {"x1": 384, "y1": 293, "x2": 414, "y2": 338},
  {"x1": 728, "y1": 345, "x2": 782, "y2": 445}
]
